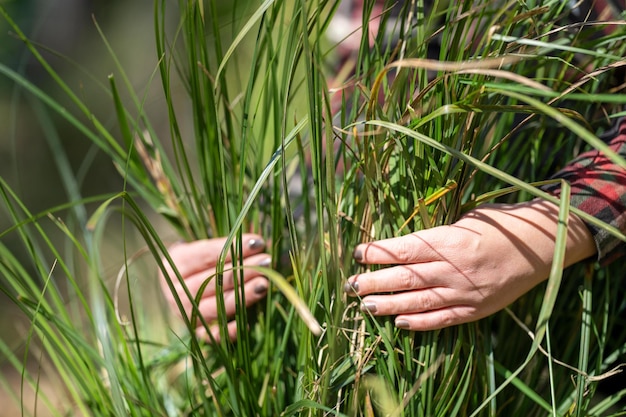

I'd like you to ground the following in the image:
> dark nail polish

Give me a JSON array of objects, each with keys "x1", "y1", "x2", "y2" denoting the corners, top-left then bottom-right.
[
  {"x1": 344, "y1": 281, "x2": 359, "y2": 294},
  {"x1": 361, "y1": 302, "x2": 377, "y2": 314},
  {"x1": 248, "y1": 238, "x2": 265, "y2": 250},
  {"x1": 395, "y1": 319, "x2": 410, "y2": 329},
  {"x1": 254, "y1": 283, "x2": 268, "y2": 294},
  {"x1": 353, "y1": 248, "x2": 363, "y2": 262}
]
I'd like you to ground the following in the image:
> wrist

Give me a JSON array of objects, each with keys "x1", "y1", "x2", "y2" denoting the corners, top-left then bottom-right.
[{"x1": 475, "y1": 199, "x2": 596, "y2": 268}]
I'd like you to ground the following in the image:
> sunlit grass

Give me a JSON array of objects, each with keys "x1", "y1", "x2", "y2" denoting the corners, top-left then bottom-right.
[{"x1": 1, "y1": 0, "x2": 626, "y2": 415}]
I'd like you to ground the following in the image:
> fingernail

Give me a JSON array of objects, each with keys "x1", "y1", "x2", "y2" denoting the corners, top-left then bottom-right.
[
  {"x1": 353, "y1": 247, "x2": 363, "y2": 262},
  {"x1": 257, "y1": 257, "x2": 271, "y2": 268},
  {"x1": 395, "y1": 319, "x2": 410, "y2": 329},
  {"x1": 248, "y1": 238, "x2": 265, "y2": 250},
  {"x1": 343, "y1": 281, "x2": 359, "y2": 295},
  {"x1": 254, "y1": 283, "x2": 268, "y2": 294},
  {"x1": 360, "y1": 301, "x2": 377, "y2": 314}
]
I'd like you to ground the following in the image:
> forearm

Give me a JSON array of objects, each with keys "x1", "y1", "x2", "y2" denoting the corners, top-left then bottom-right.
[{"x1": 492, "y1": 199, "x2": 595, "y2": 271}]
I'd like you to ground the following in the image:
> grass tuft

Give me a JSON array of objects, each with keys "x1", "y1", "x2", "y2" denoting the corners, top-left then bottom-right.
[{"x1": 1, "y1": 0, "x2": 626, "y2": 415}]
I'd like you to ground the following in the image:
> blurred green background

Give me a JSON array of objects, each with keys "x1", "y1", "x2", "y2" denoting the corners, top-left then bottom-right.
[
  {"x1": 1, "y1": 0, "x2": 152, "y2": 206},
  {"x1": 1, "y1": 1, "x2": 171, "y2": 414}
]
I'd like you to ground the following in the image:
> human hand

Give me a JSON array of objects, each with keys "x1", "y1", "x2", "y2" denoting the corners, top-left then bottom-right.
[
  {"x1": 159, "y1": 234, "x2": 270, "y2": 342},
  {"x1": 344, "y1": 200, "x2": 596, "y2": 331}
]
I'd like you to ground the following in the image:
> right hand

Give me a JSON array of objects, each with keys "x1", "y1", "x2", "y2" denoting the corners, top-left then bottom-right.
[
  {"x1": 344, "y1": 200, "x2": 596, "y2": 331},
  {"x1": 159, "y1": 234, "x2": 270, "y2": 342}
]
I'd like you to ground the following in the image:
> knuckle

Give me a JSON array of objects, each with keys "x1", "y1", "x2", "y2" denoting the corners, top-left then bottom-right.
[
  {"x1": 418, "y1": 293, "x2": 437, "y2": 312},
  {"x1": 166, "y1": 244, "x2": 186, "y2": 261},
  {"x1": 397, "y1": 267, "x2": 418, "y2": 289},
  {"x1": 395, "y1": 239, "x2": 417, "y2": 263},
  {"x1": 438, "y1": 310, "x2": 459, "y2": 328}
]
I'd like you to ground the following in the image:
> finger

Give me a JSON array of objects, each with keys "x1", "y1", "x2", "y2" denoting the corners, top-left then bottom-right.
[
  {"x1": 344, "y1": 262, "x2": 451, "y2": 296},
  {"x1": 393, "y1": 306, "x2": 480, "y2": 331},
  {"x1": 196, "y1": 321, "x2": 239, "y2": 343},
  {"x1": 179, "y1": 254, "x2": 271, "y2": 299},
  {"x1": 195, "y1": 276, "x2": 269, "y2": 321},
  {"x1": 353, "y1": 228, "x2": 448, "y2": 265},
  {"x1": 358, "y1": 288, "x2": 456, "y2": 316},
  {"x1": 163, "y1": 234, "x2": 266, "y2": 278},
  {"x1": 162, "y1": 255, "x2": 270, "y2": 313}
]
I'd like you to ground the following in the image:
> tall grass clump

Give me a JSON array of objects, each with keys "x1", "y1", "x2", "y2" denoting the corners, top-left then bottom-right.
[{"x1": 1, "y1": 0, "x2": 626, "y2": 415}]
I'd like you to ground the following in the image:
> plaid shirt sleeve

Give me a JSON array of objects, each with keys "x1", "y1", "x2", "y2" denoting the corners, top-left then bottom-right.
[{"x1": 541, "y1": 118, "x2": 626, "y2": 264}]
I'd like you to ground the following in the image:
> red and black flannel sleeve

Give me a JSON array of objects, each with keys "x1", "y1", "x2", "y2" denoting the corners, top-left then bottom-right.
[{"x1": 541, "y1": 118, "x2": 626, "y2": 264}]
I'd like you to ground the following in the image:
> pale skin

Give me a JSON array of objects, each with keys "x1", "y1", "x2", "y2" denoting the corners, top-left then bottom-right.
[
  {"x1": 159, "y1": 234, "x2": 270, "y2": 342},
  {"x1": 161, "y1": 199, "x2": 596, "y2": 340},
  {"x1": 345, "y1": 199, "x2": 597, "y2": 331}
]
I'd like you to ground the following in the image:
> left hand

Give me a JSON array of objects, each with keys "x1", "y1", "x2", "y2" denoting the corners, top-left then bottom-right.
[{"x1": 159, "y1": 234, "x2": 270, "y2": 342}]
